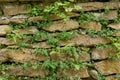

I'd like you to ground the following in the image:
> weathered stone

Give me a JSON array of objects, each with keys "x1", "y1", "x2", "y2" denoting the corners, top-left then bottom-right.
[
  {"x1": 93, "y1": 10, "x2": 118, "y2": 20},
  {"x1": 3, "y1": 65, "x2": 46, "y2": 77},
  {"x1": 106, "y1": 76, "x2": 117, "y2": 80},
  {"x1": 76, "y1": 2, "x2": 119, "y2": 11},
  {"x1": 112, "y1": 31, "x2": 120, "y2": 36},
  {"x1": 92, "y1": 46, "x2": 116, "y2": 60},
  {"x1": 94, "y1": 59, "x2": 120, "y2": 75},
  {"x1": 0, "y1": 17, "x2": 10, "y2": 24},
  {"x1": 28, "y1": 13, "x2": 79, "y2": 22},
  {"x1": 50, "y1": 52, "x2": 90, "y2": 62},
  {"x1": 1, "y1": 3, "x2": 27, "y2": 16},
  {"x1": 42, "y1": 20, "x2": 79, "y2": 32},
  {"x1": 89, "y1": 70, "x2": 98, "y2": 80},
  {"x1": 0, "y1": 38, "x2": 15, "y2": 45},
  {"x1": 0, "y1": 25, "x2": 12, "y2": 36},
  {"x1": 57, "y1": 67, "x2": 89, "y2": 78},
  {"x1": 12, "y1": 26, "x2": 39, "y2": 35},
  {"x1": 0, "y1": 49, "x2": 48, "y2": 63},
  {"x1": 31, "y1": 34, "x2": 110, "y2": 48},
  {"x1": 80, "y1": 21, "x2": 102, "y2": 31},
  {"x1": 10, "y1": 15, "x2": 28, "y2": 24},
  {"x1": 108, "y1": 23, "x2": 120, "y2": 30}
]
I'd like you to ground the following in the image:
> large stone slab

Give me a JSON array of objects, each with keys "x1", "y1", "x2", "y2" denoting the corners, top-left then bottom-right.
[
  {"x1": 106, "y1": 76, "x2": 118, "y2": 80},
  {"x1": 42, "y1": 20, "x2": 79, "y2": 32},
  {"x1": 50, "y1": 52, "x2": 90, "y2": 62},
  {"x1": 0, "y1": 49, "x2": 48, "y2": 63},
  {"x1": 80, "y1": 21, "x2": 102, "y2": 31},
  {"x1": 0, "y1": 25, "x2": 12, "y2": 36},
  {"x1": 12, "y1": 26, "x2": 39, "y2": 35},
  {"x1": 10, "y1": 15, "x2": 28, "y2": 24},
  {"x1": 1, "y1": 3, "x2": 27, "y2": 16},
  {"x1": 0, "y1": 17, "x2": 10, "y2": 24},
  {"x1": 0, "y1": 37, "x2": 15, "y2": 45},
  {"x1": 76, "y1": 2, "x2": 120, "y2": 11},
  {"x1": 31, "y1": 34, "x2": 110, "y2": 48},
  {"x1": 93, "y1": 10, "x2": 118, "y2": 20},
  {"x1": 1, "y1": 65, "x2": 46, "y2": 77},
  {"x1": 94, "y1": 59, "x2": 120, "y2": 75},
  {"x1": 57, "y1": 67, "x2": 89, "y2": 78},
  {"x1": 108, "y1": 23, "x2": 120, "y2": 30},
  {"x1": 92, "y1": 46, "x2": 116, "y2": 60}
]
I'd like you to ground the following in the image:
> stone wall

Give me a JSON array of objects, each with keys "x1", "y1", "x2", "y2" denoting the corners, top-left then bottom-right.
[{"x1": 0, "y1": 0, "x2": 120, "y2": 80}]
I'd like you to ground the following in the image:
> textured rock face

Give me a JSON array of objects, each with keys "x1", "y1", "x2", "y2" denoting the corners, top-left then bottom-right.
[
  {"x1": 0, "y1": 49, "x2": 47, "y2": 63},
  {"x1": 1, "y1": 3, "x2": 27, "y2": 16},
  {"x1": 92, "y1": 46, "x2": 116, "y2": 60},
  {"x1": 93, "y1": 10, "x2": 118, "y2": 20},
  {"x1": 57, "y1": 67, "x2": 89, "y2": 78},
  {"x1": 94, "y1": 59, "x2": 120, "y2": 75},
  {"x1": 108, "y1": 23, "x2": 120, "y2": 30},
  {"x1": 42, "y1": 20, "x2": 79, "y2": 32},
  {"x1": 12, "y1": 26, "x2": 39, "y2": 34},
  {"x1": 0, "y1": 38, "x2": 15, "y2": 45},
  {"x1": 0, "y1": 25, "x2": 12, "y2": 36},
  {"x1": 3, "y1": 66, "x2": 46, "y2": 77},
  {"x1": 80, "y1": 21, "x2": 102, "y2": 31}
]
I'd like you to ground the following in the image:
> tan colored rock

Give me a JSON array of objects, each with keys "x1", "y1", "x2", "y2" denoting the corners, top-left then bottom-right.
[
  {"x1": 28, "y1": 16, "x2": 42, "y2": 23},
  {"x1": 92, "y1": 46, "x2": 116, "y2": 60},
  {"x1": 0, "y1": 17, "x2": 10, "y2": 24},
  {"x1": 93, "y1": 10, "x2": 118, "y2": 20},
  {"x1": 42, "y1": 20, "x2": 79, "y2": 32},
  {"x1": 112, "y1": 31, "x2": 120, "y2": 36},
  {"x1": 4, "y1": 65, "x2": 46, "y2": 77},
  {"x1": 10, "y1": 15, "x2": 28, "y2": 24},
  {"x1": 0, "y1": 25, "x2": 12, "y2": 36},
  {"x1": 0, "y1": 38, "x2": 15, "y2": 45},
  {"x1": 76, "y1": 2, "x2": 119, "y2": 11},
  {"x1": 89, "y1": 70, "x2": 98, "y2": 80},
  {"x1": 57, "y1": 67, "x2": 89, "y2": 78},
  {"x1": 80, "y1": 21, "x2": 102, "y2": 31},
  {"x1": 106, "y1": 76, "x2": 117, "y2": 80},
  {"x1": 108, "y1": 23, "x2": 120, "y2": 30},
  {"x1": 0, "y1": 0, "x2": 17, "y2": 2},
  {"x1": 94, "y1": 59, "x2": 120, "y2": 75},
  {"x1": 0, "y1": 49, "x2": 48, "y2": 63},
  {"x1": 31, "y1": 34, "x2": 110, "y2": 48},
  {"x1": 1, "y1": 3, "x2": 27, "y2": 16},
  {"x1": 12, "y1": 26, "x2": 39, "y2": 35},
  {"x1": 50, "y1": 52, "x2": 90, "y2": 62}
]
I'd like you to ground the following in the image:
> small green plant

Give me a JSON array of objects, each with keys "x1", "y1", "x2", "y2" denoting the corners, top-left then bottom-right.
[
  {"x1": 6, "y1": 34, "x2": 26, "y2": 43},
  {"x1": 32, "y1": 62, "x2": 40, "y2": 70},
  {"x1": 104, "y1": 6, "x2": 110, "y2": 13},
  {"x1": 114, "y1": 10, "x2": 120, "y2": 23},
  {"x1": 33, "y1": 48, "x2": 48, "y2": 56},
  {"x1": 58, "y1": 31, "x2": 72, "y2": 40},
  {"x1": 77, "y1": 12, "x2": 96, "y2": 24},
  {"x1": 47, "y1": 37, "x2": 59, "y2": 47}
]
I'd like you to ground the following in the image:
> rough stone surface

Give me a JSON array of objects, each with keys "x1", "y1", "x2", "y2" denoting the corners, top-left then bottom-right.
[
  {"x1": 106, "y1": 76, "x2": 118, "y2": 80},
  {"x1": 12, "y1": 26, "x2": 39, "y2": 35},
  {"x1": 42, "y1": 20, "x2": 79, "y2": 32},
  {"x1": 112, "y1": 31, "x2": 120, "y2": 36},
  {"x1": 0, "y1": 25, "x2": 12, "y2": 36},
  {"x1": 31, "y1": 34, "x2": 110, "y2": 48},
  {"x1": 57, "y1": 67, "x2": 89, "y2": 78},
  {"x1": 89, "y1": 70, "x2": 98, "y2": 80},
  {"x1": 0, "y1": 17, "x2": 10, "y2": 24},
  {"x1": 4, "y1": 66, "x2": 46, "y2": 77},
  {"x1": 50, "y1": 52, "x2": 90, "y2": 62},
  {"x1": 1, "y1": 3, "x2": 27, "y2": 16},
  {"x1": 108, "y1": 23, "x2": 120, "y2": 30},
  {"x1": 0, "y1": 49, "x2": 47, "y2": 63},
  {"x1": 10, "y1": 15, "x2": 28, "y2": 24},
  {"x1": 0, "y1": 38, "x2": 15, "y2": 45},
  {"x1": 94, "y1": 59, "x2": 120, "y2": 75},
  {"x1": 80, "y1": 21, "x2": 102, "y2": 31},
  {"x1": 92, "y1": 46, "x2": 116, "y2": 60},
  {"x1": 93, "y1": 10, "x2": 118, "y2": 20}
]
